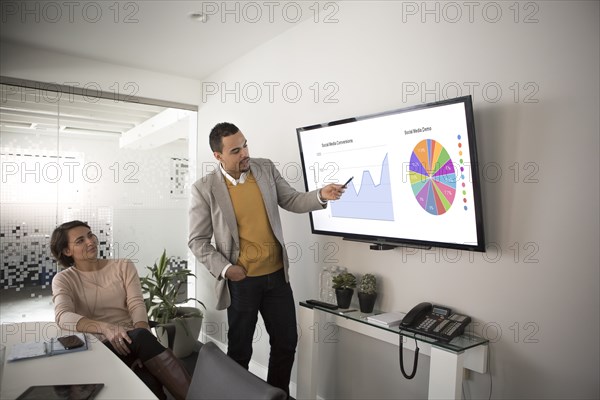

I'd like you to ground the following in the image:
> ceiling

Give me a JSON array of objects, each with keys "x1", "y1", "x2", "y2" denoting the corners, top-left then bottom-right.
[
  {"x1": 1, "y1": 1, "x2": 314, "y2": 146},
  {"x1": 0, "y1": 83, "x2": 197, "y2": 149},
  {"x1": 0, "y1": 0, "x2": 315, "y2": 80}
]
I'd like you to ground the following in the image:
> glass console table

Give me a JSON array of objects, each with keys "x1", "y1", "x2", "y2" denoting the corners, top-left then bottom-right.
[{"x1": 296, "y1": 301, "x2": 489, "y2": 400}]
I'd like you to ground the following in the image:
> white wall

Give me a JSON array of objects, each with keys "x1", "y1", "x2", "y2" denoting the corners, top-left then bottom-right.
[
  {"x1": 194, "y1": 1, "x2": 599, "y2": 399},
  {"x1": 2, "y1": 1, "x2": 598, "y2": 398}
]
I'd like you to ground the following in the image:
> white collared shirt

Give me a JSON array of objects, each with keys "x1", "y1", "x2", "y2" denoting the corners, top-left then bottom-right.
[{"x1": 219, "y1": 163, "x2": 248, "y2": 186}]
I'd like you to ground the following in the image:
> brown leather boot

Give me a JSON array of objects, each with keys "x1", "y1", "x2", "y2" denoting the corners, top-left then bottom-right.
[{"x1": 144, "y1": 349, "x2": 191, "y2": 400}]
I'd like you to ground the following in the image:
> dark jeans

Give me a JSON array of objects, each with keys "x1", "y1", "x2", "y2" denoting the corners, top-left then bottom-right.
[
  {"x1": 227, "y1": 268, "x2": 298, "y2": 395},
  {"x1": 103, "y1": 328, "x2": 166, "y2": 399}
]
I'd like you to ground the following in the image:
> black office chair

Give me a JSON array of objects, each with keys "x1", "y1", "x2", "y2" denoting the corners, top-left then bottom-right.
[{"x1": 186, "y1": 341, "x2": 287, "y2": 400}]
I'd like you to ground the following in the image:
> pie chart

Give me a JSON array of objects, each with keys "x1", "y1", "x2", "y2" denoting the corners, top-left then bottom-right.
[{"x1": 409, "y1": 139, "x2": 456, "y2": 215}]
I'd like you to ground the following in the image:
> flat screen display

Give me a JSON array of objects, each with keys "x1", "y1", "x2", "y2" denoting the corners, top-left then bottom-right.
[{"x1": 297, "y1": 95, "x2": 485, "y2": 252}]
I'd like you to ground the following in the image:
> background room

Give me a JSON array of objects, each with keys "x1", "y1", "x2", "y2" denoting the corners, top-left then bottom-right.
[
  {"x1": 0, "y1": 83, "x2": 197, "y2": 323},
  {"x1": 1, "y1": 1, "x2": 598, "y2": 399}
]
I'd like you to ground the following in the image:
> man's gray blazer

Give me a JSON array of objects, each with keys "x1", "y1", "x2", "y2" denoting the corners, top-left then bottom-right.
[{"x1": 188, "y1": 158, "x2": 326, "y2": 310}]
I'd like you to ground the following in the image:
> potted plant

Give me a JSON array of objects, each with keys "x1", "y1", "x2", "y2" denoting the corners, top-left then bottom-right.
[
  {"x1": 332, "y1": 272, "x2": 356, "y2": 309},
  {"x1": 357, "y1": 274, "x2": 377, "y2": 313},
  {"x1": 140, "y1": 250, "x2": 205, "y2": 358}
]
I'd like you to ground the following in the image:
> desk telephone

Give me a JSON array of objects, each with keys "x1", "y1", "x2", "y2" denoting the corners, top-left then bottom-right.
[
  {"x1": 401, "y1": 302, "x2": 472, "y2": 342},
  {"x1": 398, "y1": 302, "x2": 472, "y2": 380}
]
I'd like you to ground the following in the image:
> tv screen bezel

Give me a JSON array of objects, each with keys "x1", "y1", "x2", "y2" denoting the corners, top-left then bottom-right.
[{"x1": 296, "y1": 95, "x2": 486, "y2": 252}]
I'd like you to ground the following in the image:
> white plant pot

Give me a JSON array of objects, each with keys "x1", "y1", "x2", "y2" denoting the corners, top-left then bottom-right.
[{"x1": 155, "y1": 307, "x2": 203, "y2": 358}]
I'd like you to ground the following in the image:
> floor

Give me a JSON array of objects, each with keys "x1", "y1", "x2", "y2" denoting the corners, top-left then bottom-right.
[{"x1": 0, "y1": 288, "x2": 55, "y2": 324}]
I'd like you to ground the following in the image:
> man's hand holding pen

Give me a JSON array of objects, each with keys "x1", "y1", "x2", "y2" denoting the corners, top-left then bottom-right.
[{"x1": 319, "y1": 177, "x2": 353, "y2": 201}]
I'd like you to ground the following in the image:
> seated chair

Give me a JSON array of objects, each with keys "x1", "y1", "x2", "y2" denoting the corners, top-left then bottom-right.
[{"x1": 186, "y1": 342, "x2": 287, "y2": 400}]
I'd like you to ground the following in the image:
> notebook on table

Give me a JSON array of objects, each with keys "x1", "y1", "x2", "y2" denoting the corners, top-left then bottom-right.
[{"x1": 7, "y1": 333, "x2": 88, "y2": 362}]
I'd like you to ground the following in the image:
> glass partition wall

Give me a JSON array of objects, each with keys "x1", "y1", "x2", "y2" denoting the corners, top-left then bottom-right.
[{"x1": 0, "y1": 80, "x2": 198, "y2": 322}]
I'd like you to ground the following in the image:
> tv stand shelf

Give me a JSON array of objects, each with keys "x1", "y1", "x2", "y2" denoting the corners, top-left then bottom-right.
[{"x1": 297, "y1": 301, "x2": 489, "y2": 400}]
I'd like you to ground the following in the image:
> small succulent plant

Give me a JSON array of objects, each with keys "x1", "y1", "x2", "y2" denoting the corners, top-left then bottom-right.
[
  {"x1": 332, "y1": 272, "x2": 357, "y2": 290},
  {"x1": 358, "y1": 273, "x2": 377, "y2": 294}
]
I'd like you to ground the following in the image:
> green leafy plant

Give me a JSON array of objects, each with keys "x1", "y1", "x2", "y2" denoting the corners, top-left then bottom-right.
[
  {"x1": 332, "y1": 272, "x2": 357, "y2": 290},
  {"x1": 140, "y1": 249, "x2": 205, "y2": 325},
  {"x1": 358, "y1": 274, "x2": 377, "y2": 294}
]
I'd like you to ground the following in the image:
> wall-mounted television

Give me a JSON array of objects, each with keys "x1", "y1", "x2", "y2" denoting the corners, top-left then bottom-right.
[{"x1": 296, "y1": 95, "x2": 485, "y2": 252}]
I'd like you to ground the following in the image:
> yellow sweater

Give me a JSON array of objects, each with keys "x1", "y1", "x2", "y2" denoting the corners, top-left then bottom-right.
[{"x1": 225, "y1": 172, "x2": 283, "y2": 276}]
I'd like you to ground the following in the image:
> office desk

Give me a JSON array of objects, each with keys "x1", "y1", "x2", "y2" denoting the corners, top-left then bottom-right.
[
  {"x1": 296, "y1": 302, "x2": 489, "y2": 400},
  {"x1": 0, "y1": 322, "x2": 157, "y2": 400}
]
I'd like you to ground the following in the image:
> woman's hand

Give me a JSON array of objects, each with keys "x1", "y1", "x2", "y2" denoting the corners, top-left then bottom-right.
[{"x1": 101, "y1": 323, "x2": 132, "y2": 356}]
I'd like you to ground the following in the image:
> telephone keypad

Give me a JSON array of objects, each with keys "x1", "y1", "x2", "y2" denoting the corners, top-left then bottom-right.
[{"x1": 417, "y1": 316, "x2": 437, "y2": 331}]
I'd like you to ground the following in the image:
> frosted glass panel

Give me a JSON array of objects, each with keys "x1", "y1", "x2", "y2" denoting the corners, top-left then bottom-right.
[{"x1": 0, "y1": 84, "x2": 197, "y2": 298}]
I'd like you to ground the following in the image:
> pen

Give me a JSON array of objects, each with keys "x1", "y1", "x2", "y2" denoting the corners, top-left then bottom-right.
[{"x1": 342, "y1": 176, "x2": 354, "y2": 188}]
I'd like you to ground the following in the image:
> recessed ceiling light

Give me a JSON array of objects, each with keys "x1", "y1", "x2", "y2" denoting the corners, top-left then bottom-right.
[
  {"x1": 1, "y1": 121, "x2": 34, "y2": 129},
  {"x1": 189, "y1": 12, "x2": 208, "y2": 22}
]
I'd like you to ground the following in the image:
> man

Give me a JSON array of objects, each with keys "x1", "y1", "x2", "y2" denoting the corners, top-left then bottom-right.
[{"x1": 188, "y1": 122, "x2": 345, "y2": 395}]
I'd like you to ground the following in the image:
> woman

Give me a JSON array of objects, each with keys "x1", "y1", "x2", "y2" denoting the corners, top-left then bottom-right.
[{"x1": 50, "y1": 220, "x2": 190, "y2": 400}]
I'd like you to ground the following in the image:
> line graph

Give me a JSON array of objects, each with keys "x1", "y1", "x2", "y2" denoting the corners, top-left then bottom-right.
[{"x1": 330, "y1": 154, "x2": 394, "y2": 221}]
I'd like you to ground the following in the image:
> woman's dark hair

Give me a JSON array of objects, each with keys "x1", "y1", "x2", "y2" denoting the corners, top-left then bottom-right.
[
  {"x1": 50, "y1": 220, "x2": 91, "y2": 267},
  {"x1": 209, "y1": 122, "x2": 240, "y2": 152}
]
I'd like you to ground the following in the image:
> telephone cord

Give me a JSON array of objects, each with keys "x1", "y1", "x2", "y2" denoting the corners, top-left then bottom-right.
[{"x1": 399, "y1": 334, "x2": 419, "y2": 380}]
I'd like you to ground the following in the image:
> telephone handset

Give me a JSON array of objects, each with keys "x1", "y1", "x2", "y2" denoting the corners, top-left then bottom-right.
[
  {"x1": 401, "y1": 302, "x2": 471, "y2": 343},
  {"x1": 401, "y1": 302, "x2": 432, "y2": 327},
  {"x1": 398, "y1": 302, "x2": 472, "y2": 380}
]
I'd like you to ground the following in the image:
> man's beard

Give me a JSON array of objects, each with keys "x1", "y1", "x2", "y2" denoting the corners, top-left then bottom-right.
[{"x1": 239, "y1": 158, "x2": 251, "y2": 172}]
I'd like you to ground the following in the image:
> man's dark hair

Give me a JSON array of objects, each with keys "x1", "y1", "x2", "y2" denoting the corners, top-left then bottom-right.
[
  {"x1": 209, "y1": 122, "x2": 240, "y2": 153},
  {"x1": 50, "y1": 220, "x2": 91, "y2": 267}
]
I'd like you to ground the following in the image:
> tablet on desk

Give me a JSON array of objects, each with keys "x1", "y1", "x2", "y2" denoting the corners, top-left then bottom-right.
[{"x1": 16, "y1": 383, "x2": 104, "y2": 400}]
